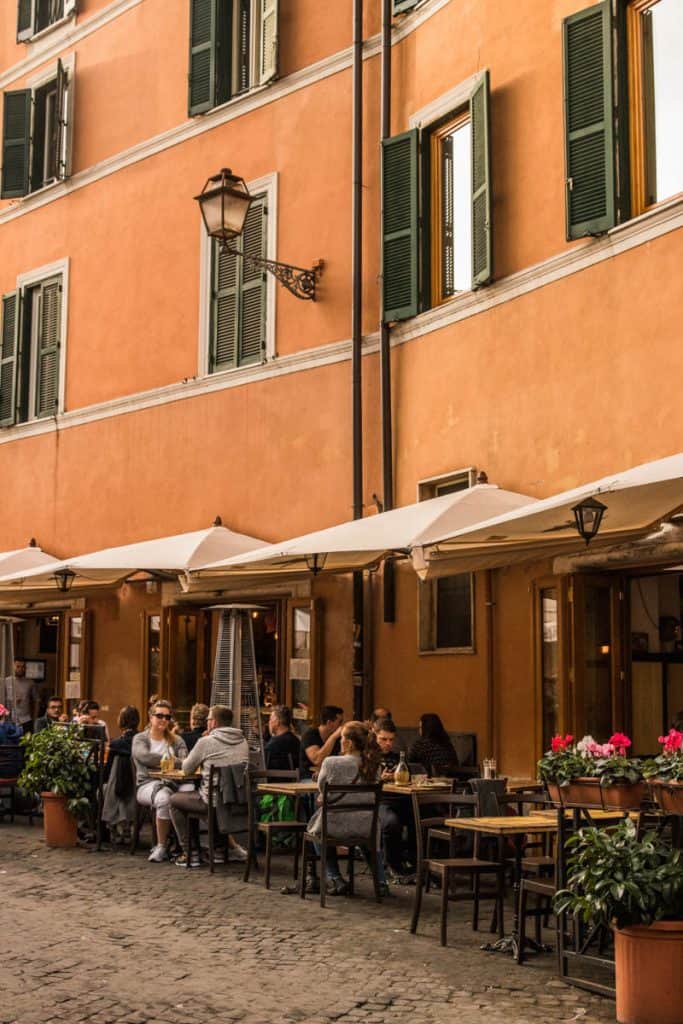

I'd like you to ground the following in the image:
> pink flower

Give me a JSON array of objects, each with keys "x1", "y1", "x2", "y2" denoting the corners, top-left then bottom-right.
[
  {"x1": 658, "y1": 729, "x2": 683, "y2": 754},
  {"x1": 608, "y1": 733, "x2": 632, "y2": 756},
  {"x1": 551, "y1": 734, "x2": 574, "y2": 753}
]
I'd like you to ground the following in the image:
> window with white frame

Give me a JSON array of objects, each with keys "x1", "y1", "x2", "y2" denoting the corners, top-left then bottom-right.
[
  {"x1": 0, "y1": 265, "x2": 67, "y2": 426},
  {"x1": 17, "y1": 0, "x2": 77, "y2": 42},
  {"x1": 1, "y1": 58, "x2": 73, "y2": 199},
  {"x1": 418, "y1": 468, "x2": 477, "y2": 653}
]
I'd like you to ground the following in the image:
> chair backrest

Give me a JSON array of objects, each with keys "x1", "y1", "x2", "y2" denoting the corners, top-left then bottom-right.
[
  {"x1": 410, "y1": 790, "x2": 478, "y2": 863},
  {"x1": 244, "y1": 766, "x2": 300, "y2": 832},
  {"x1": 320, "y1": 781, "x2": 381, "y2": 846},
  {"x1": 468, "y1": 777, "x2": 508, "y2": 816},
  {"x1": 395, "y1": 728, "x2": 478, "y2": 768}
]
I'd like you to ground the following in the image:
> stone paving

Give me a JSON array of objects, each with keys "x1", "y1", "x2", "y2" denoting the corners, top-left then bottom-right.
[{"x1": 0, "y1": 824, "x2": 617, "y2": 1024}]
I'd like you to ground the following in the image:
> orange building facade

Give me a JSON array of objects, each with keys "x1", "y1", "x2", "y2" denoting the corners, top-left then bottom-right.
[{"x1": 0, "y1": 0, "x2": 682, "y2": 777}]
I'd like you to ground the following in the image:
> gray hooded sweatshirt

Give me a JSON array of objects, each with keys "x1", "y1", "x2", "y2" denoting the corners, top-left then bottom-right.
[{"x1": 181, "y1": 725, "x2": 249, "y2": 803}]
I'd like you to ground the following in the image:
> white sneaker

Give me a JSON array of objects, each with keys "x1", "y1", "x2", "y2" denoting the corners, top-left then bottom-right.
[
  {"x1": 148, "y1": 843, "x2": 168, "y2": 863},
  {"x1": 229, "y1": 843, "x2": 248, "y2": 862}
]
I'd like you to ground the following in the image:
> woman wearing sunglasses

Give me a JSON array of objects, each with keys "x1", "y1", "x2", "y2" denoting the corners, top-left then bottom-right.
[{"x1": 132, "y1": 700, "x2": 189, "y2": 862}]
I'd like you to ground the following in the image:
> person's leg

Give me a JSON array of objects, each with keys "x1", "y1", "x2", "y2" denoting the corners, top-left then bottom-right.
[
  {"x1": 313, "y1": 842, "x2": 342, "y2": 881},
  {"x1": 151, "y1": 786, "x2": 175, "y2": 847},
  {"x1": 169, "y1": 791, "x2": 207, "y2": 852},
  {"x1": 379, "y1": 803, "x2": 404, "y2": 873}
]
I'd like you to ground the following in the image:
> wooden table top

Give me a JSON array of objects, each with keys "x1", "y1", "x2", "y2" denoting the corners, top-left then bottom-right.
[
  {"x1": 383, "y1": 781, "x2": 452, "y2": 795},
  {"x1": 148, "y1": 770, "x2": 201, "y2": 781},
  {"x1": 444, "y1": 814, "x2": 558, "y2": 835},
  {"x1": 257, "y1": 781, "x2": 318, "y2": 796},
  {"x1": 533, "y1": 808, "x2": 638, "y2": 821},
  {"x1": 506, "y1": 779, "x2": 545, "y2": 792}
]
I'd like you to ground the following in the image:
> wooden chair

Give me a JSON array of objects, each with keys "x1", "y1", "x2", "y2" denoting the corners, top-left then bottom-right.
[
  {"x1": 81, "y1": 736, "x2": 105, "y2": 850},
  {"x1": 0, "y1": 746, "x2": 27, "y2": 823},
  {"x1": 300, "y1": 781, "x2": 382, "y2": 908},
  {"x1": 243, "y1": 768, "x2": 306, "y2": 888},
  {"x1": 517, "y1": 875, "x2": 558, "y2": 964},
  {"x1": 410, "y1": 790, "x2": 505, "y2": 947}
]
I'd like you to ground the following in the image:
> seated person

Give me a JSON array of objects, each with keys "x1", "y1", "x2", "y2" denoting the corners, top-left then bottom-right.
[
  {"x1": 170, "y1": 705, "x2": 249, "y2": 867},
  {"x1": 132, "y1": 700, "x2": 189, "y2": 863},
  {"x1": 373, "y1": 717, "x2": 400, "y2": 777},
  {"x1": 373, "y1": 717, "x2": 411, "y2": 878},
  {"x1": 0, "y1": 703, "x2": 23, "y2": 778},
  {"x1": 306, "y1": 720, "x2": 388, "y2": 897},
  {"x1": 181, "y1": 703, "x2": 209, "y2": 752},
  {"x1": 78, "y1": 700, "x2": 110, "y2": 743},
  {"x1": 265, "y1": 705, "x2": 301, "y2": 770},
  {"x1": 299, "y1": 705, "x2": 344, "y2": 778},
  {"x1": 34, "y1": 695, "x2": 64, "y2": 733},
  {"x1": 102, "y1": 705, "x2": 140, "y2": 841},
  {"x1": 407, "y1": 713, "x2": 459, "y2": 778}
]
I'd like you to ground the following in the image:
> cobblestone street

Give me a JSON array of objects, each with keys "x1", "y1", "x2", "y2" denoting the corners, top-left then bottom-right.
[{"x1": 0, "y1": 825, "x2": 617, "y2": 1024}]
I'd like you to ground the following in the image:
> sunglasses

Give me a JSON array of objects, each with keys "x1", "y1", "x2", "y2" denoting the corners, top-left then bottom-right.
[{"x1": 152, "y1": 713, "x2": 172, "y2": 721}]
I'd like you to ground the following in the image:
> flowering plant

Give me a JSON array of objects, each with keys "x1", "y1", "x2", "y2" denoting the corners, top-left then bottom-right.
[
  {"x1": 539, "y1": 732, "x2": 643, "y2": 786},
  {"x1": 538, "y1": 734, "x2": 588, "y2": 786},
  {"x1": 642, "y1": 728, "x2": 683, "y2": 782},
  {"x1": 591, "y1": 732, "x2": 643, "y2": 786}
]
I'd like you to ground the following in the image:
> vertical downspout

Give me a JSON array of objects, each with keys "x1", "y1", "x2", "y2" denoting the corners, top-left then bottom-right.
[
  {"x1": 380, "y1": 0, "x2": 396, "y2": 624},
  {"x1": 352, "y1": 0, "x2": 364, "y2": 720},
  {"x1": 485, "y1": 570, "x2": 496, "y2": 760}
]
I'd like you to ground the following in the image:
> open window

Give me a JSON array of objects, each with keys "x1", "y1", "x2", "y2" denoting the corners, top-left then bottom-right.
[
  {"x1": 188, "y1": 0, "x2": 279, "y2": 116},
  {"x1": 0, "y1": 273, "x2": 63, "y2": 426},
  {"x1": 17, "y1": 0, "x2": 77, "y2": 42},
  {"x1": 1, "y1": 59, "x2": 73, "y2": 199}
]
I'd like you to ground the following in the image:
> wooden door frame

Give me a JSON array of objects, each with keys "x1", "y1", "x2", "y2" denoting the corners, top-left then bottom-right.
[
  {"x1": 531, "y1": 575, "x2": 571, "y2": 762},
  {"x1": 162, "y1": 606, "x2": 210, "y2": 721},
  {"x1": 285, "y1": 597, "x2": 322, "y2": 727}
]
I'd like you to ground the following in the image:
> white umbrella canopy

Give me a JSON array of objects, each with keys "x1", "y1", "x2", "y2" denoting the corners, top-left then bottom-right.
[
  {"x1": 191, "y1": 485, "x2": 534, "y2": 580},
  {"x1": 412, "y1": 453, "x2": 683, "y2": 579},
  {"x1": 0, "y1": 546, "x2": 59, "y2": 577},
  {"x1": 0, "y1": 526, "x2": 266, "y2": 594}
]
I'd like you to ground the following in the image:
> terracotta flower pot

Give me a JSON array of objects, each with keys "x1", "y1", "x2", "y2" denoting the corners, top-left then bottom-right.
[
  {"x1": 614, "y1": 921, "x2": 683, "y2": 1024},
  {"x1": 545, "y1": 782, "x2": 562, "y2": 806},
  {"x1": 41, "y1": 792, "x2": 78, "y2": 848},
  {"x1": 561, "y1": 777, "x2": 602, "y2": 808},
  {"x1": 601, "y1": 781, "x2": 649, "y2": 811},
  {"x1": 650, "y1": 780, "x2": 683, "y2": 815}
]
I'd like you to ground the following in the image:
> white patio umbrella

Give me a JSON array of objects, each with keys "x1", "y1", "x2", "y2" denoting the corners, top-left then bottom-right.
[
  {"x1": 412, "y1": 453, "x2": 683, "y2": 579},
  {"x1": 0, "y1": 525, "x2": 266, "y2": 597},
  {"x1": 0, "y1": 546, "x2": 59, "y2": 577},
  {"x1": 191, "y1": 485, "x2": 534, "y2": 580}
]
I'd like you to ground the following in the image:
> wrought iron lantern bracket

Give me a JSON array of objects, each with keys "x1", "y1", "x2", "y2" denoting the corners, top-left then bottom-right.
[{"x1": 220, "y1": 241, "x2": 323, "y2": 301}]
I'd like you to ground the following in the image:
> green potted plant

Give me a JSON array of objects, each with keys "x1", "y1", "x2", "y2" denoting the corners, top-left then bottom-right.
[
  {"x1": 555, "y1": 820, "x2": 683, "y2": 1024},
  {"x1": 593, "y1": 733, "x2": 648, "y2": 811},
  {"x1": 538, "y1": 734, "x2": 601, "y2": 807},
  {"x1": 643, "y1": 729, "x2": 683, "y2": 814},
  {"x1": 19, "y1": 724, "x2": 92, "y2": 848}
]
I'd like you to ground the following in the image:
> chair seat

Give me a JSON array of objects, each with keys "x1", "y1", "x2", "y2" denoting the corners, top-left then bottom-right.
[
  {"x1": 0, "y1": 778, "x2": 19, "y2": 786},
  {"x1": 425, "y1": 857, "x2": 502, "y2": 872},
  {"x1": 522, "y1": 877, "x2": 556, "y2": 897},
  {"x1": 521, "y1": 855, "x2": 555, "y2": 875},
  {"x1": 257, "y1": 821, "x2": 306, "y2": 832},
  {"x1": 304, "y1": 830, "x2": 375, "y2": 845},
  {"x1": 426, "y1": 827, "x2": 451, "y2": 842}
]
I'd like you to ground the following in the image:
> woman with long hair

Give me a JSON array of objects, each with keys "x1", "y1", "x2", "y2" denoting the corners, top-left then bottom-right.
[
  {"x1": 407, "y1": 712, "x2": 459, "y2": 777},
  {"x1": 306, "y1": 720, "x2": 387, "y2": 896},
  {"x1": 132, "y1": 699, "x2": 189, "y2": 862}
]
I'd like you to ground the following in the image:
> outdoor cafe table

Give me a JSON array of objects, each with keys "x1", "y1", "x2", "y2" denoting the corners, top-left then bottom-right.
[{"x1": 444, "y1": 814, "x2": 558, "y2": 960}]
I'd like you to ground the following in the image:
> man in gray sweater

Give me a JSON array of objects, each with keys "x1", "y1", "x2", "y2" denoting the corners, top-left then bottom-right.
[{"x1": 169, "y1": 705, "x2": 249, "y2": 867}]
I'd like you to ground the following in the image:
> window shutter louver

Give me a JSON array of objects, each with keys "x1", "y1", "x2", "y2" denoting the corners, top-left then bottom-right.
[
  {"x1": 55, "y1": 58, "x2": 68, "y2": 181},
  {"x1": 236, "y1": 0, "x2": 251, "y2": 93},
  {"x1": 381, "y1": 129, "x2": 419, "y2": 322},
  {"x1": 470, "y1": 69, "x2": 492, "y2": 288},
  {"x1": 239, "y1": 196, "x2": 267, "y2": 365},
  {"x1": 259, "y1": 0, "x2": 278, "y2": 85},
  {"x1": 17, "y1": 0, "x2": 33, "y2": 42},
  {"x1": 64, "y1": 0, "x2": 78, "y2": 16},
  {"x1": 188, "y1": 0, "x2": 217, "y2": 115},
  {"x1": 0, "y1": 291, "x2": 20, "y2": 427},
  {"x1": 563, "y1": 1, "x2": 615, "y2": 239},
  {"x1": 35, "y1": 279, "x2": 61, "y2": 418},
  {"x1": 1, "y1": 90, "x2": 31, "y2": 199},
  {"x1": 212, "y1": 240, "x2": 239, "y2": 370},
  {"x1": 392, "y1": 0, "x2": 419, "y2": 13}
]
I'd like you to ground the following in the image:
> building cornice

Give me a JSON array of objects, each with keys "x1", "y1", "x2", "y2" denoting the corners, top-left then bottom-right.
[{"x1": 0, "y1": 193, "x2": 680, "y2": 449}]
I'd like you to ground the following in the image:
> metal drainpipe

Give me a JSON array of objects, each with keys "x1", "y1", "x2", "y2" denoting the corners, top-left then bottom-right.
[
  {"x1": 380, "y1": 0, "x2": 396, "y2": 625},
  {"x1": 351, "y1": 0, "x2": 364, "y2": 720},
  {"x1": 485, "y1": 570, "x2": 496, "y2": 760}
]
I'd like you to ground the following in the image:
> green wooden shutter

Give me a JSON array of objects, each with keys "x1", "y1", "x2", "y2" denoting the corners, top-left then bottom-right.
[
  {"x1": 470, "y1": 69, "x2": 492, "y2": 288},
  {"x1": 211, "y1": 240, "x2": 239, "y2": 371},
  {"x1": 239, "y1": 196, "x2": 267, "y2": 366},
  {"x1": 393, "y1": 0, "x2": 419, "y2": 13},
  {"x1": 2, "y1": 90, "x2": 31, "y2": 199},
  {"x1": 236, "y1": 0, "x2": 251, "y2": 93},
  {"x1": 259, "y1": 0, "x2": 278, "y2": 85},
  {"x1": 55, "y1": 59, "x2": 68, "y2": 181},
  {"x1": 17, "y1": 0, "x2": 34, "y2": 41},
  {"x1": 563, "y1": 1, "x2": 615, "y2": 239},
  {"x1": 0, "y1": 291, "x2": 20, "y2": 427},
  {"x1": 382, "y1": 129, "x2": 419, "y2": 322},
  {"x1": 188, "y1": 0, "x2": 217, "y2": 115},
  {"x1": 35, "y1": 278, "x2": 61, "y2": 418}
]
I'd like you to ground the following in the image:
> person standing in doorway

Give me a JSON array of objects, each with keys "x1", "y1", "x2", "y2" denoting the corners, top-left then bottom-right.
[{"x1": 2, "y1": 659, "x2": 38, "y2": 733}]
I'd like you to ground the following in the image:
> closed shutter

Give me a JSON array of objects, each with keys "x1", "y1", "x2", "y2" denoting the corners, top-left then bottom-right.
[
  {"x1": 381, "y1": 129, "x2": 419, "y2": 322},
  {"x1": 393, "y1": 0, "x2": 419, "y2": 12},
  {"x1": 188, "y1": 0, "x2": 217, "y2": 115},
  {"x1": 17, "y1": 0, "x2": 34, "y2": 42},
  {"x1": 55, "y1": 59, "x2": 68, "y2": 181},
  {"x1": 35, "y1": 278, "x2": 61, "y2": 418},
  {"x1": 211, "y1": 240, "x2": 239, "y2": 371},
  {"x1": 259, "y1": 0, "x2": 278, "y2": 85},
  {"x1": 0, "y1": 291, "x2": 20, "y2": 427},
  {"x1": 563, "y1": 1, "x2": 615, "y2": 239},
  {"x1": 236, "y1": 0, "x2": 251, "y2": 93},
  {"x1": 239, "y1": 196, "x2": 267, "y2": 365},
  {"x1": 1, "y1": 90, "x2": 31, "y2": 199},
  {"x1": 470, "y1": 69, "x2": 492, "y2": 288}
]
